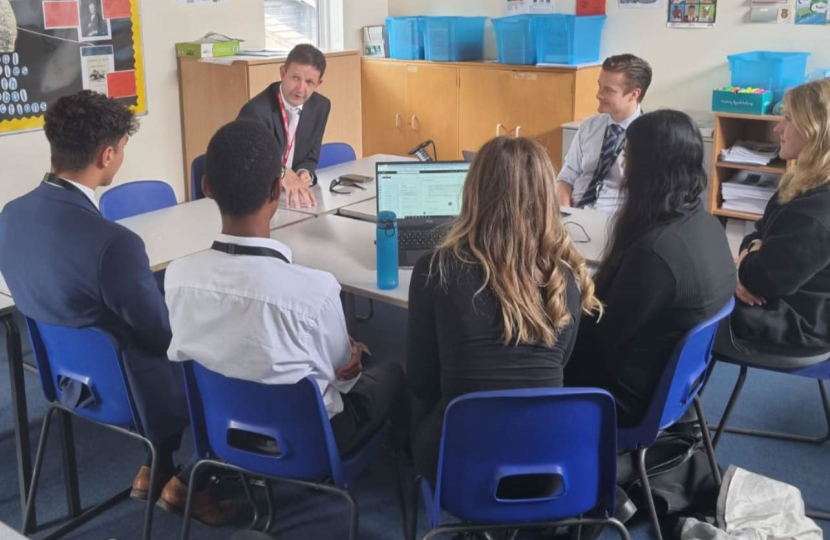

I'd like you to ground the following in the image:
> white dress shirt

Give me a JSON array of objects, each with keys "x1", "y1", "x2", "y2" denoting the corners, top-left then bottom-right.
[
  {"x1": 165, "y1": 234, "x2": 359, "y2": 418},
  {"x1": 557, "y1": 107, "x2": 642, "y2": 212},
  {"x1": 46, "y1": 177, "x2": 99, "y2": 210},
  {"x1": 280, "y1": 85, "x2": 303, "y2": 171}
]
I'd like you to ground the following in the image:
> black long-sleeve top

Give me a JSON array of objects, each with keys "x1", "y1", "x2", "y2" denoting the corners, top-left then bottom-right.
[
  {"x1": 406, "y1": 252, "x2": 582, "y2": 484},
  {"x1": 566, "y1": 202, "x2": 736, "y2": 426},
  {"x1": 732, "y1": 186, "x2": 830, "y2": 353}
]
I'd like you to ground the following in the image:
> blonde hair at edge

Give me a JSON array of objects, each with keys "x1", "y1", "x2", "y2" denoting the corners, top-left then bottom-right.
[
  {"x1": 431, "y1": 137, "x2": 603, "y2": 347},
  {"x1": 778, "y1": 78, "x2": 830, "y2": 204}
]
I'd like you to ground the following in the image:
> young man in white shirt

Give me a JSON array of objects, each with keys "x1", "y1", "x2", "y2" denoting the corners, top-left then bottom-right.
[
  {"x1": 556, "y1": 54, "x2": 653, "y2": 212},
  {"x1": 165, "y1": 119, "x2": 406, "y2": 456}
]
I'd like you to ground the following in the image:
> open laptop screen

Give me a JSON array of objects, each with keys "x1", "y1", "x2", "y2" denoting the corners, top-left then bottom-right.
[{"x1": 376, "y1": 161, "x2": 470, "y2": 222}]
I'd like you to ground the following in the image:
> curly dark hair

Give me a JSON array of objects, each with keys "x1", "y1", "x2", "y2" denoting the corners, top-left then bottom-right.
[
  {"x1": 44, "y1": 90, "x2": 138, "y2": 173},
  {"x1": 205, "y1": 120, "x2": 282, "y2": 218}
]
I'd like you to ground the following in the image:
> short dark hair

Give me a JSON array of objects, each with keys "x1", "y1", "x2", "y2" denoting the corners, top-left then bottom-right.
[
  {"x1": 44, "y1": 90, "x2": 138, "y2": 172},
  {"x1": 205, "y1": 120, "x2": 282, "y2": 218},
  {"x1": 284, "y1": 44, "x2": 326, "y2": 78},
  {"x1": 602, "y1": 54, "x2": 653, "y2": 102}
]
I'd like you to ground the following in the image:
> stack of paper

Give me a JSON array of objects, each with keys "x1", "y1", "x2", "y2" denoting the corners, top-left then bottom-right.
[
  {"x1": 720, "y1": 140, "x2": 780, "y2": 166},
  {"x1": 721, "y1": 170, "x2": 780, "y2": 214}
]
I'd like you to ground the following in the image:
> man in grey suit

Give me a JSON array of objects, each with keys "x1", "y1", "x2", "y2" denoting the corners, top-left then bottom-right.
[
  {"x1": 238, "y1": 43, "x2": 331, "y2": 209},
  {"x1": 0, "y1": 90, "x2": 238, "y2": 527}
]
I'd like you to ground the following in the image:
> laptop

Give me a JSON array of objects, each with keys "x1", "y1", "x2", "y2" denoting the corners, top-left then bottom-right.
[{"x1": 376, "y1": 161, "x2": 470, "y2": 267}]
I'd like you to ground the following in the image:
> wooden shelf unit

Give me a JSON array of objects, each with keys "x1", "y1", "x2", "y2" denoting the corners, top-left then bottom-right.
[{"x1": 709, "y1": 112, "x2": 793, "y2": 222}]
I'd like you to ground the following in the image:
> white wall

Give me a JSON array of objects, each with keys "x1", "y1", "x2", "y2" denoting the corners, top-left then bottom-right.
[
  {"x1": 388, "y1": 0, "x2": 830, "y2": 123},
  {"x1": 0, "y1": 0, "x2": 265, "y2": 208},
  {"x1": 343, "y1": 0, "x2": 388, "y2": 51}
]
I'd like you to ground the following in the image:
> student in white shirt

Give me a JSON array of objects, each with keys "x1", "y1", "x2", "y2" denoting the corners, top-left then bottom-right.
[
  {"x1": 165, "y1": 119, "x2": 406, "y2": 456},
  {"x1": 556, "y1": 54, "x2": 652, "y2": 212}
]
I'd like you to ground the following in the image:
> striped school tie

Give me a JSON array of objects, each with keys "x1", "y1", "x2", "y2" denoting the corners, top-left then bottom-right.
[{"x1": 577, "y1": 123, "x2": 625, "y2": 209}]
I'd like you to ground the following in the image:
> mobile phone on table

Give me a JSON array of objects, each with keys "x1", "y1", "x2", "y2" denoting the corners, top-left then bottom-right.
[{"x1": 339, "y1": 173, "x2": 373, "y2": 183}]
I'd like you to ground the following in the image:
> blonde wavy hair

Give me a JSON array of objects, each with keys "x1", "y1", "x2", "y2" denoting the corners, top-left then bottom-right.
[
  {"x1": 431, "y1": 137, "x2": 602, "y2": 347},
  {"x1": 778, "y1": 78, "x2": 830, "y2": 204}
]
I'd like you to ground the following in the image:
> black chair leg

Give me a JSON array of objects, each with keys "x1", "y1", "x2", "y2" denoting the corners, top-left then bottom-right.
[
  {"x1": 408, "y1": 477, "x2": 420, "y2": 540},
  {"x1": 694, "y1": 396, "x2": 722, "y2": 488},
  {"x1": 181, "y1": 460, "x2": 211, "y2": 540},
  {"x1": 239, "y1": 473, "x2": 260, "y2": 530},
  {"x1": 22, "y1": 406, "x2": 57, "y2": 535},
  {"x1": 140, "y1": 441, "x2": 159, "y2": 540},
  {"x1": 263, "y1": 479, "x2": 275, "y2": 532},
  {"x1": 57, "y1": 411, "x2": 81, "y2": 518},
  {"x1": 712, "y1": 365, "x2": 748, "y2": 448},
  {"x1": 636, "y1": 447, "x2": 663, "y2": 540},
  {"x1": 338, "y1": 488, "x2": 358, "y2": 540}
]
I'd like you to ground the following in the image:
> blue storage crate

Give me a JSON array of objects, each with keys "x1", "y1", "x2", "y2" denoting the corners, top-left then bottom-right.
[
  {"x1": 386, "y1": 17, "x2": 425, "y2": 60},
  {"x1": 728, "y1": 51, "x2": 810, "y2": 104},
  {"x1": 532, "y1": 15, "x2": 606, "y2": 65},
  {"x1": 493, "y1": 15, "x2": 536, "y2": 65},
  {"x1": 423, "y1": 16, "x2": 486, "y2": 62}
]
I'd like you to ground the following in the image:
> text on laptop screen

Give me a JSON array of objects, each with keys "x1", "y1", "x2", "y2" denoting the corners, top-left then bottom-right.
[{"x1": 377, "y1": 162, "x2": 470, "y2": 220}]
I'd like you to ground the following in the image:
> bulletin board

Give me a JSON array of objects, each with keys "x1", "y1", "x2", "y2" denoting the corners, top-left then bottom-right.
[{"x1": 0, "y1": 0, "x2": 146, "y2": 135}]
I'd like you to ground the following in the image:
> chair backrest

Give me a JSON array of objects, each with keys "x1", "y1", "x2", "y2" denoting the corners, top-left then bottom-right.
[
  {"x1": 318, "y1": 143, "x2": 356, "y2": 170},
  {"x1": 24, "y1": 318, "x2": 141, "y2": 430},
  {"x1": 432, "y1": 388, "x2": 618, "y2": 526},
  {"x1": 181, "y1": 362, "x2": 345, "y2": 485},
  {"x1": 619, "y1": 297, "x2": 736, "y2": 449},
  {"x1": 99, "y1": 180, "x2": 177, "y2": 220},
  {"x1": 190, "y1": 154, "x2": 206, "y2": 201}
]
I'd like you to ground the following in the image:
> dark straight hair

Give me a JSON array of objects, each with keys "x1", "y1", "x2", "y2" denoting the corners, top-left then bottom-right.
[
  {"x1": 593, "y1": 109, "x2": 706, "y2": 292},
  {"x1": 284, "y1": 43, "x2": 327, "y2": 78}
]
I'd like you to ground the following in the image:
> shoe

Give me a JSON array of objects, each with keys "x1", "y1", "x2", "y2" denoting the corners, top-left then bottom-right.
[
  {"x1": 157, "y1": 476, "x2": 243, "y2": 527},
  {"x1": 130, "y1": 466, "x2": 174, "y2": 501}
]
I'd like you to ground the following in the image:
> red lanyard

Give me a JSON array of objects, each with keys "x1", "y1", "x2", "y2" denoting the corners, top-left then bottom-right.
[{"x1": 277, "y1": 90, "x2": 298, "y2": 168}]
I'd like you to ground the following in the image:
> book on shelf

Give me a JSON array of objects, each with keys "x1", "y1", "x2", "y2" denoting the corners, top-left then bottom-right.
[
  {"x1": 721, "y1": 169, "x2": 780, "y2": 215},
  {"x1": 719, "y1": 140, "x2": 780, "y2": 166}
]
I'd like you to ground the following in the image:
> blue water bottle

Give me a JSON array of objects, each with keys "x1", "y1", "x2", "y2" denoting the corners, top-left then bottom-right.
[{"x1": 376, "y1": 211, "x2": 399, "y2": 290}]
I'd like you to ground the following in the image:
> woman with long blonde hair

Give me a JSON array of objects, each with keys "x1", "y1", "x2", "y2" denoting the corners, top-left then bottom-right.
[
  {"x1": 406, "y1": 136, "x2": 601, "y2": 486},
  {"x1": 715, "y1": 78, "x2": 830, "y2": 366}
]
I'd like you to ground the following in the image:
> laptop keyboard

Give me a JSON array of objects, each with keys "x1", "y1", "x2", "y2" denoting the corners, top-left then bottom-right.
[{"x1": 399, "y1": 229, "x2": 446, "y2": 249}]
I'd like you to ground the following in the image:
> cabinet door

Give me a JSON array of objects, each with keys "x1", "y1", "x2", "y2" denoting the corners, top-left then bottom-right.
[
  {"x1": 507, "y1": 71, "x2": 574, "y2": 169},
  {"x1": 405, "y1": 64, "x2": 459, "y2": 161},
  {"x1": 458, "y1": 67, "x2": 510, "y2": 157},
  {"x1": 362, "y1": 61, "x2": 408, "y2": 156}
]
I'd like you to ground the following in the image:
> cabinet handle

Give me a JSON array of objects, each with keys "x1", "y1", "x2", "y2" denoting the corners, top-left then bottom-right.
[
  {"x1": 496, "y1": 123, "x2": 507, "y2": 136},
  {"x1": 395, "y1": 114, "x2": 401, "y2": 129},
  {"x1": 412, "y1": 115, "x2": 419, "y2": 131},
  {"x1": 515, "y1": 126, "x2": 521, "y2": 137}
]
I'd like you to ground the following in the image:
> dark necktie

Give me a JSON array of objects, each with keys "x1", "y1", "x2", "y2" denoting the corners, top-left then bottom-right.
[{"x1": 577, "y1": 123, "x2": 625, "y2": 209}]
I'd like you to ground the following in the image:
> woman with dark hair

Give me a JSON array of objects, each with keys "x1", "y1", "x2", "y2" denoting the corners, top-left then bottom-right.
[{"x1": 566, "y1": 109, "x2": 736, "y2": 427}]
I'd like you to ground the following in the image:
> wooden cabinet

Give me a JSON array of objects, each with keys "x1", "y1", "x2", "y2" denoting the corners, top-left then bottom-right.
[
  {"x1": 177, "y1": 50, "x2": 362, "y2": 200},
  {"x1": 709, "y1": 113, "x2": 791, "y2": 222},
  {"x1": 363, "y1": 57, "x2": 601, "y2": 169}
]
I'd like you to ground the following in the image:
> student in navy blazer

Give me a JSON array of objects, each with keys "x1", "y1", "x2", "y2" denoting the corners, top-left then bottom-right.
[{"x1": 0, "y1": 91, "x2": 239, "y2": 526}]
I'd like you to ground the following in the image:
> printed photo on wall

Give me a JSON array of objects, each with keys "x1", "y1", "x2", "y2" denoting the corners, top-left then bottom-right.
[
  {"x1": 619, "y1": 0, "x2": 667, "y2": 9},
  {"x1": 668, "y1": 0, "x2": 717, "y2": 28},
  {"x1": 78, "y1": 0, "x2": 111, "y2": 41},
  {"x1": 80, "y1": 45, "x2": 113, "y2": 94},
  {"x1": 794, "y1": 0, "x2": 827, "y2": 24}
]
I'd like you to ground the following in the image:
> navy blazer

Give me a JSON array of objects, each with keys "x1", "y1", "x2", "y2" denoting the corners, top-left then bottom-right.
[
  {"x1": 237, "y1": 81, "x2": 331, "y2": 184},
  {"x1": 0, "y1": 181, "x2": 188, "y2": 442}
]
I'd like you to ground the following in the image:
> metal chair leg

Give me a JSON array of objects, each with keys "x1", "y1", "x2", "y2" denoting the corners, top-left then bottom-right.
[
  {"x1": 712, "y1": 365, "x2": 748, "y2": 448},
  {"x1": 22, "y1": 406, "x2": 57, "y2": 535},
  {"x1": 694, "y1": 396, "x2": 722, "y2": 488},
  {"x1": 181, "y1": 460, "x2": 211, "y2": 540},
  {"x1": 637, "y1": 447, "x2": 663, "y2": 540},
  {"x1": 140, "y1": 441, "x2": 158, "y2": 540},
  {"x1": 57, "y1": 411, "x2": 81, "y2": 518},
  {"x1": 263, "y1": 479, "x2": 275, "y2": 532},
  {"x1": 337, "y1": 488, "x2": 358, "y2": 540},
  {"x1": 239, "y1": 473, "x2": 260, "y2": 530},
  {"x1": 408, "y1": 477, "x2": 420, "y2": 540},
  {"x1": 606, "y1": 517, "x2": 631, "y2": 540},
  {"x1": 355, "y1": 299, "x2": 375, "y2": 323}
]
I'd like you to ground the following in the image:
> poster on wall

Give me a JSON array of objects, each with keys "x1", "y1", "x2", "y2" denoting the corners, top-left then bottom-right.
[
  {"x1": 619, "y1": 0, "x2": 666, "y2": 9},
  {"x1": 794, "y1": 0, "x2": 827, "y2": 24},
  {"x1": 0, "y1": 0, "x2": 146, "y2": 136},
  {"x1": 668, "y1": 0, "x2": 717, "y2": 27}
]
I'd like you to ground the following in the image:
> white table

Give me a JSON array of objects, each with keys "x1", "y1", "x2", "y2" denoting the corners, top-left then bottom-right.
[
  {"x1": 0, "y1": 520, "x2": 27, "y2": 540},
  {"x1": 281, "y1": 154, "x2": 413, "y2": 217},
  {"x1": 117, "y1": 198, "x2": 309, "y2": 271},
  {"x1": 338, "y1": 199, "x2": 377, "y2": 222},
  {"x1": 272, "y1": 214, "x2": 410, "y2": 309}
]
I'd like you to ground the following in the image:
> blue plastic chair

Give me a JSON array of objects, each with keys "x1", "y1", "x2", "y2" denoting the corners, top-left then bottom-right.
[
  {"x1": 190, "y1": 154, "x2": 206, "y2": 201},
  {"x1": 412, "y1": 388, "x2": 629, "y2": 540},
  {"x1": 23, "y1": 318, "x2": 161, "y2": 540},
  {"x1": 318, "y1": 142, "x2": 356, "y2": 169},
  {"x1": 617, "y1": 297, "x2": 735, "y2": 540},
  {"x1": 99, "y1": 180, "x2": 177, "y2": 220},
  {"x1": 180, "y1": 361, "x2": 391, "y2": 540}
]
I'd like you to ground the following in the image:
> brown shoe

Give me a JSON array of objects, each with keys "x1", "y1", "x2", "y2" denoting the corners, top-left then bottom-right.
[
  {"x1": 131, "y1": 466, "x2": 175, "y2": 501},
  {"x1": 157, "y1": 476, "x2": 243, "y2": 527}
]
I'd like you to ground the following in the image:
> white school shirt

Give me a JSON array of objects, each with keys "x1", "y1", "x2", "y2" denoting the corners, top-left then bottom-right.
[
  {"x1": 280, "y1": 85, "x2": 304, "y2": 171},
  {"x1": 46, "y1": 178, "x2": 99, "y2": 210},
  {"x1": 557, "y1": 107, "x2": 642, "y2": 212},
  {"x1": 164, "y1": 234, "x2": 359, "y2": 418}
]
